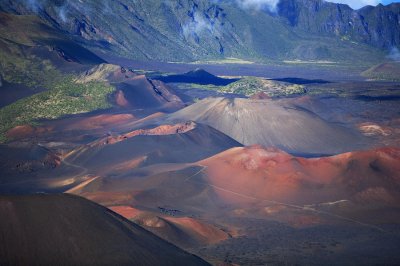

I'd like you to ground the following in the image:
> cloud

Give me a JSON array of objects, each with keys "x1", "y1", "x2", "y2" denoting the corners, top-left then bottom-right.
[
  {"x1": 182, "y1": 12, "x2": 213, "y2": 40},
  {"x1": 324, "y1": 0, "x2": 380, "y2": 9},
  {"x1": 236, "y1": 0, "x2": 280, "y2": 11},
  {"x1": 58, "y1": 5, "x2": 67, "y2": 22},
  {"x1": 388, "y1": 47, "x2": 400, "y2": 62}
]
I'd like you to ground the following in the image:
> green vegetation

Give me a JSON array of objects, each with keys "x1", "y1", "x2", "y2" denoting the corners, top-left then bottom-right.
[
  {"x1": 0, "y1": 1, "x2": 386, "y2": 65},
  {"x1": 0, "y1": 14, "x2": 117, "y2": 143},
  {"x1": 0, "y1": 42, "x2": 61, "y2": 88},
  {"x1": 189, "y1": 58, "x2": 255, "y2": 65},
  {"x1": 220, "y1": 77, "x2": 305, "y2": 97},
  {"x1": 0, "y1": 78, "x2": 114, "y2": 141},
  {"x1": 176, "y1": 77, "x2": 306, "y2": 97}
]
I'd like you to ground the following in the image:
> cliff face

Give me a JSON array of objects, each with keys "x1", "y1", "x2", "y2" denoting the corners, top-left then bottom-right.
[
  {"x1": 278, "y1": 0, "x2": 400, "y2": 49},
  {"x1": 0, "y1": 0, "x2": 397, "y2": 62}
]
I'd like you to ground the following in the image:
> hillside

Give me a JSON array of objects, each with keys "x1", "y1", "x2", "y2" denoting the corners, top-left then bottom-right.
[
  {"x1": 167, "y1": 97, "x2": 364, "y2": 156},
  {"x1": 278, "y1": 0, "x2": 400, "y2": 49},
  {"x1": 361, "y1": 62, "x2": 400, "y2": 81},
  {"x1": 0, "y1": 194, "x2": 210, "y2": 266},
  {"x1": 0, "y1": 0, "x2": 393, "y2": 64},
  {"x1": 200, "y1": 145, "x2": 400, "y2": 207},
  {"x1": 0, "y1": 12, "x2": 116, "y2": 143},
  {"x1": 65, "y1": 121, "x2": 242, "y2": 173}
]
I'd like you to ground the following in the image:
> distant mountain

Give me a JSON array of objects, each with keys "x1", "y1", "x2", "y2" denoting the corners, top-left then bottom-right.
[
  {"x1": 278, "y1": 0, "x2": 400, "y2": 49},
  {"x1": 0, "y1": 0, "x2": 397, "y2": 63}
]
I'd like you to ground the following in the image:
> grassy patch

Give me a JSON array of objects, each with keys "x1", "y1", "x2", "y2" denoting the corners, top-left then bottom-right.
[
  {"x1": 0, "y1": 78, "x2": 115, "y2": 142},
  {"x1": 220, "y1": 77, "x2": 305, "y2": 97},
  {"x1": 176, "y1": 76, "x2": 306, "y2": 97},
  {"x1": 0, "y1": 29, "x2": 116, "y2": 142},
  {"x1": 189, "y1": 57, "x2": 256, "y2": 65}
]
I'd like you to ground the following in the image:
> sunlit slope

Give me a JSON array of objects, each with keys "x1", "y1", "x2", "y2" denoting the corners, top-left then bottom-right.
[{"x1": 167, "y1": 97, "x2": 364, "y2": 155}]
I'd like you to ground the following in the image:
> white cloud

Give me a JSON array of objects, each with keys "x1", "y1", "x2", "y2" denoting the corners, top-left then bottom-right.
[
  {"x1": 388, "y1": 47, "x2": 400, "y2": 62},
  {"x1": 236, "y1": 0, "x2": 280, "y2": 11},
  {"x1": 182, "y1": 13, "x2": 213, "y2": 40},
  {"x1": 324, "y1": 0, "x2": 380, "y2": 9}
]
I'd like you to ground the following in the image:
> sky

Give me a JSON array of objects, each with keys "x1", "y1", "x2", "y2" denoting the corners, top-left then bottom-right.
[
  {"x1": 328, "y1": 0, "x2": 400, "y2": 9},
  {"x1": 238, "y1": 0, "x2": 400, "y2": 11}
]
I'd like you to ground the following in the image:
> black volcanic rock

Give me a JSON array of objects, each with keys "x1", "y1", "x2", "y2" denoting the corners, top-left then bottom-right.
[{"x1": 156, "y1": 68, "x2": 238, "y2": 85}]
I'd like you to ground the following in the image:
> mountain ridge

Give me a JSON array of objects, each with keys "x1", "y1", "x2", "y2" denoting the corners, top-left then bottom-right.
[{"x1": 0, "y1": 0, "x2": 396, "y2": 63}]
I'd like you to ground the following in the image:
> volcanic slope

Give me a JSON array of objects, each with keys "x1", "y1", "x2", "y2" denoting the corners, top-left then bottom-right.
[
  {"x1": 109, "y1": 205, "x2": 230, "y2": 249},
  {"x1": 115, "y1": 76, "x2": 184, "y2": 111},
  {"x1": 65, "y1": 121, "x2": 241, "y2": 175},
  {"x1": 199, "y1": 146, "x2": 400, "y2": 212},
  {"x1": 167, "y1": 97, "x2": 364, "y2": 156},
  {"x1": 73, "y1": 145, "x2": 400, "y2": 224},
  {"x1": 75, "y1": 63, "x2": 184, "y2": 112},
  {"x1": 0, "y1": 194, "x2": 210, "y2": 266}
]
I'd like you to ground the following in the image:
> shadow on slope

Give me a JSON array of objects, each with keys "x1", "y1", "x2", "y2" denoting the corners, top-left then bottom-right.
[
  {"x1": 0, "y1": 193, "x2": 210, "y2": 266},
  {"x1": 155, "y1": 69, "x2": 238, "y2": 86}
]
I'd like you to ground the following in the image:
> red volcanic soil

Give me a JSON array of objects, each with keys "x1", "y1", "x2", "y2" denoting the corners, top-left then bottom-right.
[
  {"x1": 111, "y1": 205, "x2": 144, "y2": 219},
  {"x1": 6, "y1": 124, "x2": 52, "y2": 140},
  {"x1": 199, "y1": 146, "x2": 400, "y2": 206},
  {"x1": 115, "y1": 90, "x2": 130, "y2": 107},
  {"x1": 5, "y1": 113, "x2": 137, "y2": 142},
  {"x1": 63, "y1": 113, "x2": 135, "y2": 131},
  {"x1": 110, "y1": 205, "x2": 229, "y2": 247},
  {"x1": 164, "y1": 216, "x2": 229, "y2": 244},
  {"x1": 104, "y1": 121, "x2": 196, "y2": 145}
]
